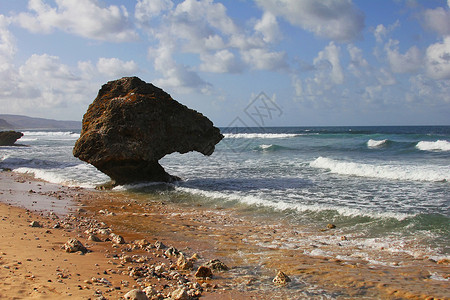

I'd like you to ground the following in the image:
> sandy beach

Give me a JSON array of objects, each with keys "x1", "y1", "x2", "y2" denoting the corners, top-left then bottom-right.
[{"x1": 0, "y1": 170, "x2": 449, "y2": 299}]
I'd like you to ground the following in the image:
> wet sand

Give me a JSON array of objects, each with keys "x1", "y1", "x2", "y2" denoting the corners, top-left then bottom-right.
[{"x1": 0, "y1": 171, "x2": 449, "y2": 299}]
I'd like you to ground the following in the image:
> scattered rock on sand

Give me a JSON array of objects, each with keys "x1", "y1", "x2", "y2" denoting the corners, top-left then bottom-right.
[
  {"x1": 154, "y1": 240, "x2": 166, "y2": 250},
  {"x1": 177, "y1": 253, "x2": 193, "y2": 270},
  {"x1": 194, "y1": 266, "x2": 213, "y2": 278},
  {"x1": 63, "y1": 238, "x2": 88, "y2": 254},
  {"x1": 171, "y1": 287, "x2": 189, "y2": 300},
  {"x1": 165, "y1": 246, "x2": 180, "y2": 258},
  {"x1": 29, "y1": 221, "x2": 42, "y2": 228},
  {"x1": 437, "y1": 258, "x2": 449, "y2": 265},
  {"x1": 123, "y1": 289, "x2": 148, "y2": 300},
  {"x1": 327, "y1": 223, "x2": 336, "y2": 229},
  {"x1": 88, "y1": 234, "x2": 102, "y2": 242},
  {"x1": 143, "y1": 286, "x2": 157, "y2": 297},
  {"x1": 272, "y1": 271, "x2": 291, "y2": 286},
  {"x1": 206, "y1": 259, "x2": 229, "y2": 271},
  {"x1": 110, "y1": 233, "x2": 125, "y2": 244}
]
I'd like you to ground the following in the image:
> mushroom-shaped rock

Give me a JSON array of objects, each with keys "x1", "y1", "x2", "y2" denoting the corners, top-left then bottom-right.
[
  {"x1": 73, "y1": 77, "x2": 223, "y2": 185},
  {"x1": 0, "y1": 131, "x2": 23, "y2": 146}
]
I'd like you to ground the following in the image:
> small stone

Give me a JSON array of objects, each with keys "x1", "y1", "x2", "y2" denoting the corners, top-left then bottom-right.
[
  {"x1": 88, "y1": 234, "x2": 102, "y2": 242},
  {"x1": 272, "y1": 271, "x2": 291, "y2": 286},
  {"x1": 29, "y1": 221, "x2": 42, "y2": 228},
  {"x1": 154, "y1": 241, "x2": 166, "y2": 250},
  {"x1": 123, "y1": 289, "x2": 148, "y2": 300},
  {"x1": 63, "y1": 238, "x2": 88, "y2": 253},
  {"x1": 194, "y1": 266, "x2": 213, "y2": 278},
  {"x1": 189, "y1": 253, "x2": 199, "y2": 261},
  {"x1": 177, "y1": 253, "x2": 193, "y2": 270},
  {"x1": 165, "y1": 246, "x2": 180, "y2": 258},
  {"x1": 437, "y1": 259, "x2": 449, "y2": 265},
  {"x1": 340, "y1": 236, "x2": 348, "y2": 241},
  {"x1": 206, "y1": 259, "x2": 229, "y2": 271},
  {"x1": 133, "y1": 239, "x2": 150, "y2": 249},
  {"x1": 171, "y1": 287, "x2": 189, "y2": 300},
  {"x1": 327, "y1": 223, "x2": 336, "y2": 229},
  {"x1": 142, "y1": 286, "x2": 156, "y2": 297},
  {"x1": 110, "y1": 233, "x2": 125, "y2": 244}
]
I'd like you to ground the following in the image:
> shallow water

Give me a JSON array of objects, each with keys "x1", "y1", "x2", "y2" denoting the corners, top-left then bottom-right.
[{"x1": 1, "y1": 126, "x2": 449, "y2": 265}]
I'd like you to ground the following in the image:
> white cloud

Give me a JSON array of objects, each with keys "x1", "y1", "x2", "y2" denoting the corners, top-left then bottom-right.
[
  {"x1": 139, "y1": 0, "x2": 289, "y2": 92},
  {"x1": 314, "y1": 42, "x2": 344, "y2": 84},
  {"x1": 15, "y1": 0, "x2": 138, "y2": 42},
  {"x1": 135, "y1": 0, "x2": 173, "y2": 23},
  {"x1": 254, "y1": 11, "x2": 281, "y2": 43},
  {"x1": 241, "y1": 48, "x2": 288, "y2": 71},
  {"x1": 292, "y1": 75, "x2": 303, "y2": 98},
  {"x1": 376, "y1": 68, "x2": 396, "y2": 86},
  {"x1": 385, "y1": 39, "x2": 422, "y2": 74},
  {"x1": 255, "y1": 0, "x2": 364, "y2": 42},
  {"x1": 18, "y1": 54, "x2": 87, "y2": 106},
  {"x1": 0, "y1": 15, "x2": 19, "y2": 101},
  {"x1": 96, "y1": 58, "x2": 139, "y2": 77},
  {"x1": 199, "y1": 50, "x2": 242, "y2": 73},
  {"x1": 373, "y1": 21, "x2": 399, "y2": 44},
  {"x1": 149, "y1": 42, "x2": 211, "y2": 93},
  {"x1": 347, "y1": 44, "x2": 369, "y2": 77},
  {"x1": 423, "y1": 7, "x2": 450, "y2": 36},
  {"x1": 173, "y1": 0, "x2": 237, "y2": 36},
  {"x1": 426, "y1": 36, "x2": 450, "y2": 80},
  {"x1": 0, "y1": 15, "x2": 16, "y2": 64}
]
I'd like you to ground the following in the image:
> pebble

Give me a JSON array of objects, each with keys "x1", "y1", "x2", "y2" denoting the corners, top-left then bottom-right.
[
  {"x1": 29, "y1": 221, "x2": 42, "y2": 228},
  {"x1": 63, "y1": 238, "x2": 88, "y2": 254},
  {"x1": 194, "y1": 266, "x2": 213, "y2": 278},
  {"x1": 273, "y1": 271, "x2": 291, "y2": 286},
  {"x1": 206, "y1": 259, "x2": 229, "y2": 271},
  {"x1": 171, "y1": 287, "x2": 189, "y2": 300},
  {"x1": 123, "y1": 289, "x2": 148, "y2": 300}
]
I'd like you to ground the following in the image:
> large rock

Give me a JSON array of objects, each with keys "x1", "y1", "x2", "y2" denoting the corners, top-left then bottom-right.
[
  {"x1": 0, "y1": 131, "x2": 23, "y2": 146},
  {"x1": 73, "y1": 77, "x2": 223, "y2": 185}
]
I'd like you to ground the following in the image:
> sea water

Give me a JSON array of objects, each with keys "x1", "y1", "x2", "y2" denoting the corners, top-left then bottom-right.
[{"x1": 1, "y1": 126, "x2": 449, "y2": 263}]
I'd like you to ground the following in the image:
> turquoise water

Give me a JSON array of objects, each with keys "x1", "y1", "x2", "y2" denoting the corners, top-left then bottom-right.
[{"x1": 1, "y1": 126, "x2": 449, "y2": 260}]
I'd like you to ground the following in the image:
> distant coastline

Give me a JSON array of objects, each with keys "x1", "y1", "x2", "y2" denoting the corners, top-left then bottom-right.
[{"x1": 0, "y1": 114, "x2": 81, "y2": 130}]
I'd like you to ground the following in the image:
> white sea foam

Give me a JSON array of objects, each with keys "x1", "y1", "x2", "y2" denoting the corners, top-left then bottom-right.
[
  {"x1": 259, "y1": 144, "x2": 273, "y2": 150},
  {"x1": 22, "y1": 131, "x2": 80, "y2": 139},
  {"x1": 224, "y1": 133, "x2": 300, "y2": 139},
  {"x1": 14, "y1": 165, "x2": 106, "y2": 188},
  {"x1": 310, "y1": 157, "x2": 449, "y2": 182},
  {"x1": 416, "y1": 140, "x2": 450, "y2": 152},
  {"x1": 367, "y1": 139, "x2": 388, "y2": 148},
  {"x1": 175, "y1": 186, "x2": 411, "y2": 220}
]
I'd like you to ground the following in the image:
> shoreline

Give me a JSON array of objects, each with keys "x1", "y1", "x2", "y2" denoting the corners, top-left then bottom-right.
[{"x1": 1, "y1": 170, "x2": 449, "y2": 299}]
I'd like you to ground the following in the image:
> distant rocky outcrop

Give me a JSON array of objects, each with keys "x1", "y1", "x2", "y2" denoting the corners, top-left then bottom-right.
[
  {"x1": 0, "y1": 131, "x2": 23, "y2": 146},
  {"x1": 73, "y1": 77, "x2": 223, "y2": 185}
]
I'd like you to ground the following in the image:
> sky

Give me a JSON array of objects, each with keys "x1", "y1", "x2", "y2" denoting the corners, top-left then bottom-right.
[{"x1": 0, "y1": 0, "x2": 449, "y2": 126}]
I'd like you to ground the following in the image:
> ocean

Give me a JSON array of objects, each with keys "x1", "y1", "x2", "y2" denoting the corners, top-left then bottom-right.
[{"x1": 1, "y1": 126, "x2": 449, "y2": 266}]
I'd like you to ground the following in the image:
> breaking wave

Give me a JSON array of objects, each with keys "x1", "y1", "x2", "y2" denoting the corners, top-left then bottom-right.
[
  {"x1": 367, "y1": 139, "x2": 389, "y2": 148},
  {"x1": 22, "y1": 131, "x2": 80, "y2": 139},
  {"x1": 223, "y1": 133, "x2": 300, "y2": 139},
  {"x1": 310, "y1": 157, "x2": 449, "y2": 182},
  {"x1": 416, "y1": 140, "x2": 450, "y2": 152}
]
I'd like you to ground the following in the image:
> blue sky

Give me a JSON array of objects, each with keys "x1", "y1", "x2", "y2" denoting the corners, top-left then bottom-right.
[{"x1": 0, "y1": 0, "x2": 449, "y2": 126}]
